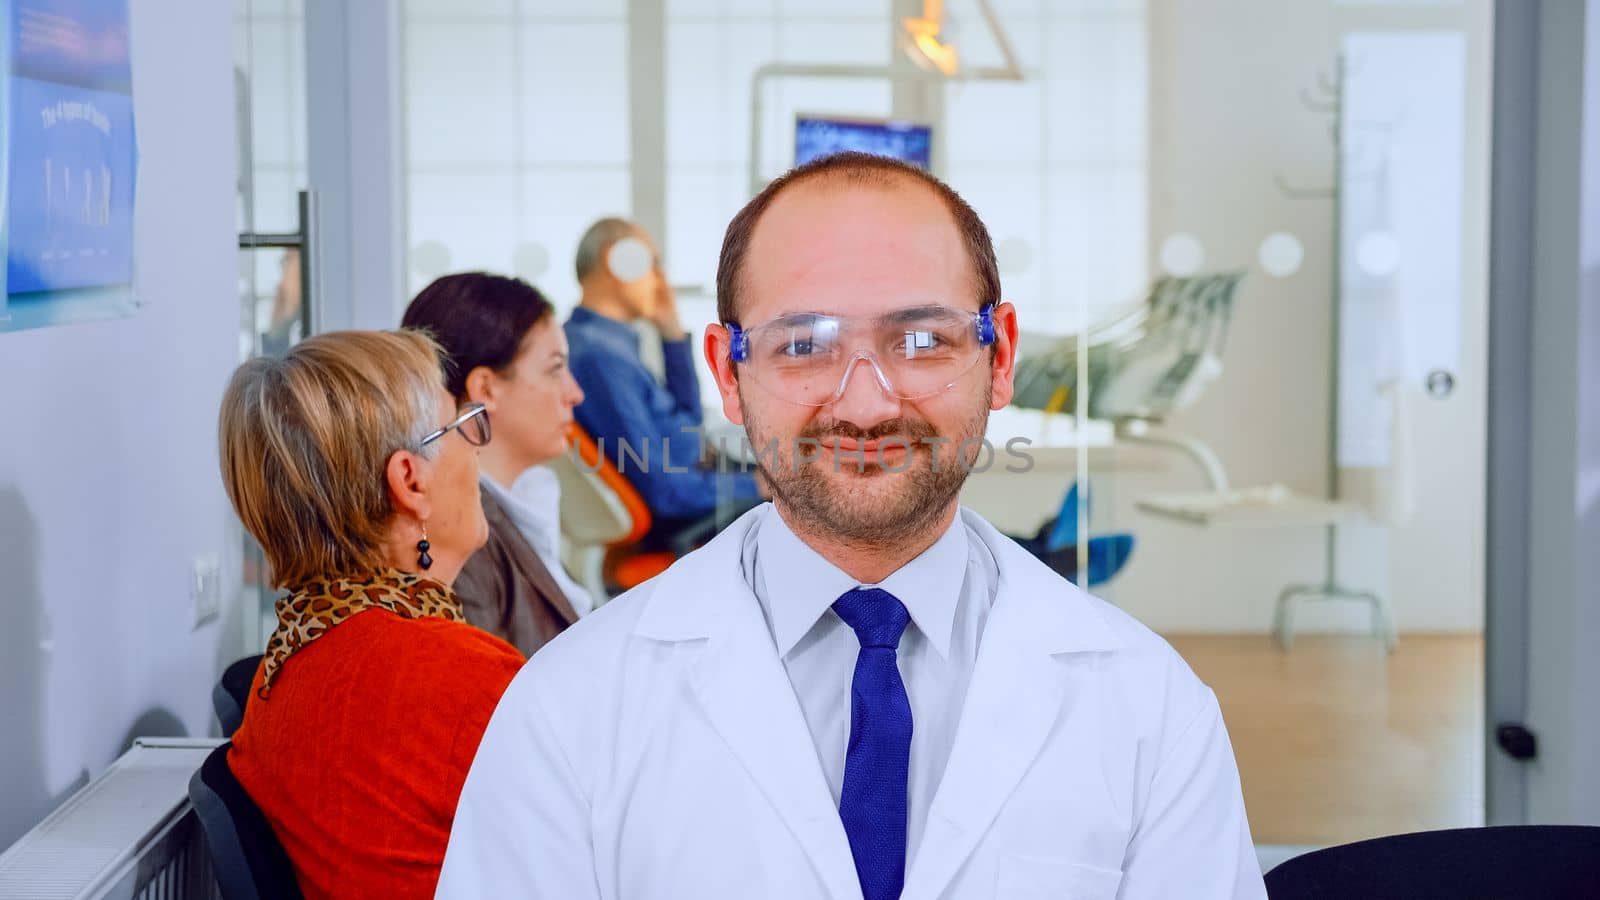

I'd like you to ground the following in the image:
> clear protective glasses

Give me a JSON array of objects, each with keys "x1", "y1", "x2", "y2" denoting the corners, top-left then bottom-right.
[
  {"x1": 420, "y1": 402, "x2": 491, "y2": 448},
  {"x1": 727, "y1": 303, "x2": 998, "y2": 407}
]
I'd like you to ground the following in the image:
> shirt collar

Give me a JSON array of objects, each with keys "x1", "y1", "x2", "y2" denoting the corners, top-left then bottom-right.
[
  {"x1": 752, "y1": 506, "x2": 969, "y2": 661},
  {"x1": 568, "y1": 306, "x2": 641, "y2": 352}
]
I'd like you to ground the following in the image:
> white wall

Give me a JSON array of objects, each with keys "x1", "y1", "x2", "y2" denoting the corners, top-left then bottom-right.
[{"x1": 0, "y1": 0, "x2": 240, "y2": 849}]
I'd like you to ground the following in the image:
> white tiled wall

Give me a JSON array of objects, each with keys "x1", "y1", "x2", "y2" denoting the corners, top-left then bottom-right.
[
  {"x1": 235, "y1": 1, "x2": 305, "y2": 236},
  {"x1": 385, "y1": 2, "x2": 1147, "y2": 331},
  {"x1": 664, "y1": 5, "x2": 894, "y2": 295},
  {"x1": 403, "y1": 23, "x2": 520, "y2": 168},
  {"x1": 400, "y1": 2, "x2": 632, "y2": 313},
  {"x1": 234, "y1": 0, "x2": 307, "y2": 352},
  {"x1": 944, "y1": 1, "x2": 1149, "y2": 334}
]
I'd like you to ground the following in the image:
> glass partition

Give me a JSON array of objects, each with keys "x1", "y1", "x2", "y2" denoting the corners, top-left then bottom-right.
[
  {"x1": 394, "y1": 0, "x2": 1491, "y2": 848},
  {"x1": 233, "y1": 0, "x2": 310, "y2": 652}
]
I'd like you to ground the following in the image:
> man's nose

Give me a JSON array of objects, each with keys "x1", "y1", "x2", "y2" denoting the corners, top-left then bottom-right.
[{"x1": 826, "y1": 354, "x2": 901, "y2": 428}]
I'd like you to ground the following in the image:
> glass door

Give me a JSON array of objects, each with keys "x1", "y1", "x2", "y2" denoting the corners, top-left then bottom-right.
[
  {"x1": 233, "y1": 0, "x2": 310, "y2": 653},
  {"x1": 946, "y1": 0, "x2": 1491, "y2": 852}
]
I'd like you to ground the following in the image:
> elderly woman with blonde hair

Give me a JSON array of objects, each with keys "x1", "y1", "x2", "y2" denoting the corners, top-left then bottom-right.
[{"x1": 219, "y1": 330, "x2": 522, "y2": 899}]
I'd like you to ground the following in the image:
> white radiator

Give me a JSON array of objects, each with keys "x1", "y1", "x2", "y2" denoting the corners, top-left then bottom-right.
[{"x1": 0, "y1": 738, "x2": 223, "y2": 900}]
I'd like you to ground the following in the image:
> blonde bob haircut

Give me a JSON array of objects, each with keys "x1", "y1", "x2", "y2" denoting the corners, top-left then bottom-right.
[{"x1": 219, "y1": 330, "x2": 446, "y2": 589}]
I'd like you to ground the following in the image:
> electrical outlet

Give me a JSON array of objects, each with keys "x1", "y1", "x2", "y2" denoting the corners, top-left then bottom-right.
[{"x1": 192, "y1": 555, "x2": 222, "y2": 627}]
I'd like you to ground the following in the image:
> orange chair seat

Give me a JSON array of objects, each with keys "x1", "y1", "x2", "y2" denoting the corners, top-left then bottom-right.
[
  {"x1": 568, "y1": 425, "x2": 653, "y2": 546},
  {"x1": 568, "y1": 423, "x2": 678, "y2": 592},
  {"x1": 604, "y1": 549, "x2": 676, "y2": 592}
]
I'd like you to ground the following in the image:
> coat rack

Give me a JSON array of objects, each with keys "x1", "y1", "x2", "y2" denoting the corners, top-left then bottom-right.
[{"x1": 1270, "y1": 55, "x2": 1397, "y2": 652}]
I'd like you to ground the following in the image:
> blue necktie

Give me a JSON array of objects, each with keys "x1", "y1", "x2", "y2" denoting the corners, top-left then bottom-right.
[{"x1": 832, "y1": 587, "x2": 913, "y2": 900}]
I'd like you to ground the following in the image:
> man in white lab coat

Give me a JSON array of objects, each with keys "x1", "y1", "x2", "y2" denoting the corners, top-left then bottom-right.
[{"x1": 437, "y1": 152, "x2": 1266, "y2": 900}]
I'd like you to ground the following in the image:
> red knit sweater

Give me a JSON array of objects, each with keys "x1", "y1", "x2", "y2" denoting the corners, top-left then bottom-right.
[{"x1": 229, "y1": 609, "x2": 523, "y2": 899}]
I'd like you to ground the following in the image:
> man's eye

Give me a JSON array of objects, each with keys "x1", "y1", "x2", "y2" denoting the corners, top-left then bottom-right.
[
  {"x1": 896, "y1": 330, "x2": 945, "y2": 353},
  {"x1": 781, "y1": 339, "x2": 816, "y2": 357}
]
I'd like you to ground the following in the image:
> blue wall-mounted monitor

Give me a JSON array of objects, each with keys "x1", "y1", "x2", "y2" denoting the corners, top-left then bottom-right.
[{"x1": 794, "y1": 114, "x2": 933, "y2": 170}]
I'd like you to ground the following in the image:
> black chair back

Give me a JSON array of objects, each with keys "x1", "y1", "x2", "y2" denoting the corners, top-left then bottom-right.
[
  {"x1": 213, "y1": 655, "x2": 263, "y2": 736},
  {"x1": 188, "y1": 742, "x2": 304, "y2": 900},
  {"x1": 1265, "y1": 825, "x2": 1600, "y2": 899}
]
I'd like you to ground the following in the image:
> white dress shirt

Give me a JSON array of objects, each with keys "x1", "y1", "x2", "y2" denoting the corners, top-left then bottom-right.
[
  {"x1": 481, "y1": 466, "x2": 595, "y2": 616},
  {"x1": 741, "y1": 508, "x2": 1000, "y2": 857}
]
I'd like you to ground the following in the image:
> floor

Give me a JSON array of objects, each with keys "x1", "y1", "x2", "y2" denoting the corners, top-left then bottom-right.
[{"x1": 1165, "y1": 633, "x2": 1485, "y2": 847}]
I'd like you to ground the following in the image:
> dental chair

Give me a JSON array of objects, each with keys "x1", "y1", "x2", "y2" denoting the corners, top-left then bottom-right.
[
  {"x1": 548, "y1": 425, "x2": 680, "y2": 602},
  {"x1": 1012, "y1": 272, "x2": 1244, "y2": 425},
  {"x1": 1013, "y1": 482, "x2": 1136, "y2": 588}
]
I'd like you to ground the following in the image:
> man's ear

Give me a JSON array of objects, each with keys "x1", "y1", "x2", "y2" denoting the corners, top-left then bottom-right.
[
  {"x1": 704, "y1": 324, "x2": 747, "y2": 426},
  {"x1": 988, "y1": 302, "x2": 1020, "y2": 410},
  {"x1": 385, "y1": 448, "x2": 433, "y2": 524},
  {"x1": 462, "y1": 365, "x2": 498, "y2": 410}
]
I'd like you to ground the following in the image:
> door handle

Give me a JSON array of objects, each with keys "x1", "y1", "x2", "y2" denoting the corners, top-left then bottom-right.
[{"x1": 1495, "y1": 723, "x2": 1537, "y2": 761}]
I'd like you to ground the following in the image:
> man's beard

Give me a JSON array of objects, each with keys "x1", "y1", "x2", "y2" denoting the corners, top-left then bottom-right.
[{"x1": 741, "y1": 383, "x2": 993, "y2": 547}]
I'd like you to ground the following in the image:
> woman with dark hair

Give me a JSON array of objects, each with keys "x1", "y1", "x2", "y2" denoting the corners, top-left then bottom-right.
[{"x1": 402, "y1": 272, "x2": 590, "y2": 657}]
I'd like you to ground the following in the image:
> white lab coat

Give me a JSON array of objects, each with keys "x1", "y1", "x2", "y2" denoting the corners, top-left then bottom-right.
[{"x1": 437, "y1": 507, "x2": 1266, "y2": 900}]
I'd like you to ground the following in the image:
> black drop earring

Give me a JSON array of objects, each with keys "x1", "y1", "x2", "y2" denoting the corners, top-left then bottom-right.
[{"x1": 417, "y1": 524, "x2": 433, "y2": 571}]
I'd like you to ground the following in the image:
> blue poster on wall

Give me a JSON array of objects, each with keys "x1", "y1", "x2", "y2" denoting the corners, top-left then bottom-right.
[{"x1": 0, "y1": 0, "x2": 137, "y2": 333}]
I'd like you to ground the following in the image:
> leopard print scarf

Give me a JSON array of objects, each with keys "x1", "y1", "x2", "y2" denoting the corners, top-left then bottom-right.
[{"x1": 257, "y1": 569, "x2": 464, "y2": 699}]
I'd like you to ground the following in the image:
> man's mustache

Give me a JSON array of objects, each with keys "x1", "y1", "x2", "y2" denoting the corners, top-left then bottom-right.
[{"x1": 799, "y1": 418, "x2": 940, "y2": 444}]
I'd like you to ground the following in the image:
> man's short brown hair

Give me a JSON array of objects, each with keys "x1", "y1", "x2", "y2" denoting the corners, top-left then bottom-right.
[
  {"x1": 715, "y1": 151, "x2": 1002, "y2": 325},
  {"x1": 218, "y1": 330, "x2": 446, "y2": 589}
]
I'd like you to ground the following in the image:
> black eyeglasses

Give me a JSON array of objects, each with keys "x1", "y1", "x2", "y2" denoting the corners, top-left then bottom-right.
[{"x1": 420, "y1": 403, "x2": 491, "y2": 448}]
